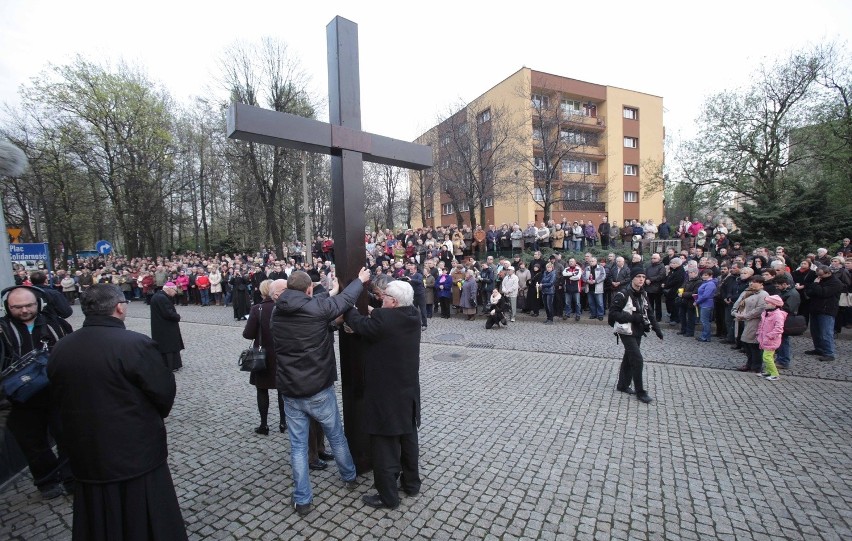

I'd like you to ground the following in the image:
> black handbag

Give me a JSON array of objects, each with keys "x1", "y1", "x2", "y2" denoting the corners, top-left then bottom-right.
[
  {"x1": 239, "y1": 307, "x2": 268, "y2": 372},
  {"x1": 0, "y1": 343, "x2": 50, "y2": 403},
  {"x1": 783, "y1": 314, "x2": 807, "y2": 337}
]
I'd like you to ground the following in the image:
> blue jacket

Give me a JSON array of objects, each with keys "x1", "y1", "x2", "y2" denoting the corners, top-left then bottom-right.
[
  {"x1": 695, "y1": 279, "x2": 718, "y2": 309},
  {"x1": 541, "y1": 270, "x2": 556, "y2": 295}
]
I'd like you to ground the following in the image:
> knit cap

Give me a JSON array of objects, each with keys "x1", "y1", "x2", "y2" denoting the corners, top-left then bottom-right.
[{"x1": 764, "y1": 295, "x2": 784, "y2": 307}]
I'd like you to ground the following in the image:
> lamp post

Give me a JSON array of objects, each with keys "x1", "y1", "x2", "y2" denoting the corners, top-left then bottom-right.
[{"x1": 514, "y1": 170, "x2": 520, "y2": 225}]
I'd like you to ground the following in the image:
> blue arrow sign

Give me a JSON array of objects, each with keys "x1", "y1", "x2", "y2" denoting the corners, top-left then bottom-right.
[{"x1": 95, "y1": 240, "x2": 112, "y2": 255}]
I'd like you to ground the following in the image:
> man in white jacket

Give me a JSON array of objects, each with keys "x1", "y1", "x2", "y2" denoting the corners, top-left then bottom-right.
[{"x1": 500, "y1": 267, "x2": 519, "y2": 322}]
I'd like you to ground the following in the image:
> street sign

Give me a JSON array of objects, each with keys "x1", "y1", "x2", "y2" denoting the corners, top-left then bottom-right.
[
  {"x1": 9, "y1": 243, "x2": 51, "y2": 273},
  {"x1": 95, "y1": 240, "x2": 112, "y2": 255}
]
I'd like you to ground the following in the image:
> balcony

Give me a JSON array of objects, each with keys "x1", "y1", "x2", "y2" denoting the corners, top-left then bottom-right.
[
  {"x1": 561, "y1": 113, "x2": 606, "y2": 130},
  {"x1": 562, "y1": 200, "x2": 606, "y2": 212}
]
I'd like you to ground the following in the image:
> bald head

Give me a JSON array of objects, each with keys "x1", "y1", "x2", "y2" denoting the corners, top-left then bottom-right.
[{"x1": 269, "y1": 279, "x2": 288, "y2": 301}]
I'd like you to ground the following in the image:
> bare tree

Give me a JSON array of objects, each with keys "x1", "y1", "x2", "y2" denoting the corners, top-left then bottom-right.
[
  {"x1": 511, "y1": 83, "x2": 609, "y2": 222},
  {"x1": 433, "y1": 97, "x2": 517, "y2": 228}
]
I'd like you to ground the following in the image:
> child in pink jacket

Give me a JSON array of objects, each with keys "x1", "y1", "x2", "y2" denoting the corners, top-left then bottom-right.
[{"x1": 757, "y1": 295, "x2": 787, "y2": 381}]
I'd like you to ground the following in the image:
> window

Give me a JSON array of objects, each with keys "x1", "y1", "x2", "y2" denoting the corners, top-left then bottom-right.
[
  {"x1": 562, "y1": 160, "x2": 599, "y2": 175},
  {"x1": 484, "y1": 197, "x2": 494, "y2": 208},
  {"x1": 624, "y1": 164, "x2": 638, "y2": 176},
  {"x1": 561, "y1": 130, "x2": 586, "y2": 145},
  {"x1": 534, "y1": 187, "x2": 546, "y2": 201},
  {"x1": 457, "y1": 201, "x2": 470, "y2": 212},
  {"x1": 442, "y1": 203, "x2": 453, "y2": 215},
  {"x1": 441, "y1": 158, "x2": 450, "y2": 168},
  {"x1": 563, "y1": 184, "x2": 600, "y2": 202},
  {"x1": 426, "y1": 209, "x2": 433, "y2": 219},
  {"x1": 533, "y1": 128, "x2": 542, "y2": 140},
  {"x1": 623, "y1": 107, "x2": 638, "y2": 120},
  {"x1": 624, "y1": 191, "x2": 639, "y2": 203},
  {"x1": 561, "y1": 99, "x2": 582, "y2": 115},
  {"x1": 477, "y1": 109, "x2": 491, "y2": 124},
  {"x1": 531, "y1": 94, "x2": 549, "y2": 108},
  {"x1": 480, "y1": 137, "x2": 492, "y2": 151},
  {"x1": 534, "y1": 157, "x2": 546, "y2": 171},
  {"x1": 624, "y1": 137, "x2": 638, "y2": 148},
  {"x1": 483, "y1": 168, "x2": 493, "y2": 182},
  {"x1": 441, "y1": 134, "x2": 450, "y2": 146}
]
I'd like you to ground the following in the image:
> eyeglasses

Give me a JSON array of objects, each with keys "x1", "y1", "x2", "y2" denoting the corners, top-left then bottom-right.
[
  {"x1": 117, "y1": 300, "x2": 130, "y2": 305},
  {"x1": 9, "y1": 303, "x2": 37, "y2": 310}
]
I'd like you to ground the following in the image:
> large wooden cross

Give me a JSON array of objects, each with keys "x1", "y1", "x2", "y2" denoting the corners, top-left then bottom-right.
[{"x1": 227, "y1": 16, "x2": 432, "y2": 473}]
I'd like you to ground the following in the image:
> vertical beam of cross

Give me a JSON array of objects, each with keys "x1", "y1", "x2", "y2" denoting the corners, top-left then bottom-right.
[{"x1": 327, "y1": 17, "x2": 370, "y2": 473}]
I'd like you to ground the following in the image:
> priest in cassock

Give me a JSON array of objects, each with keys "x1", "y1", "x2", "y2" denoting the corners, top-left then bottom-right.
[{"x1": 48, "y1": 284, "x2": 187, "y2": 540}]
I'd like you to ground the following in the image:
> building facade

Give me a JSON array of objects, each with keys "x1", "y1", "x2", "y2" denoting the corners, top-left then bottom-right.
[{"x1": 411, "y1": 68, "x2": 664, "y2": 230}]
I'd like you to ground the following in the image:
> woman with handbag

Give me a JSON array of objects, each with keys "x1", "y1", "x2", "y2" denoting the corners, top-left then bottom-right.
[{"x1": 242, "y1": 280, "x2": 285, "y2": 435}]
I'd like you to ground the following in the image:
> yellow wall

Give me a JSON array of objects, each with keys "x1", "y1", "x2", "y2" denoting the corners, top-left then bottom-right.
[
  {"x1": 410, "y1": 69, "x2": 664, "y2": 230},
  {"x1": 602, "y1": 87, "x2": 665, "y2": 225}
]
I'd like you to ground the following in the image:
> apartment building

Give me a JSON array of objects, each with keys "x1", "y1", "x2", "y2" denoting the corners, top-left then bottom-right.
[{"x1": 411, "y1": 68, "x2": 664, "y2": 229}]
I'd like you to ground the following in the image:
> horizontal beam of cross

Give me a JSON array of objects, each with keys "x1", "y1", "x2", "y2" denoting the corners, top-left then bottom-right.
[{"x1": 227, "y1": 102, "x2": 432, "y2": 171}]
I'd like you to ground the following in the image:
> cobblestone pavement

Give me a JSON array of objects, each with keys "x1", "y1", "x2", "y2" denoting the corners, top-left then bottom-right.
[{"x1": 1, "y1": 302, "x2": 850, "y2": 540}]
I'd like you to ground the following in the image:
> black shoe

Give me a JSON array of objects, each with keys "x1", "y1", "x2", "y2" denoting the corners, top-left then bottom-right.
[
  {"x1": 636, "y1": 393, "x2": 653, "y2": 404},
  {"x1": 317, "y1": 451, "x2": 334, "y2": 461},
  {"x1": 617, "y1": 387, "x2": 636, "y2": 395},
  {"x1": 39, "y1": 484, "x2": 64, "y2": 500},
  {"x1": 403, "y1": 489, "x2": 420, "y2": 497},
  {"x1": 309, "y1": 460, "x2": 327, "y2": 471},
  {"x1": 255, "y1": 425, "x2": 269, "y2": 436},
  {"x1": 294, "y1": 502, "x2": 312, "y2": 517},
  {"x1": 345, "y1": 478, "x2": 359, "y2": 490},
  {"x1": 362, "y1": 494, "x2": 398, "y2": 510},
  {"x1": 597, "y1": 317, "x2": 603, "y2": 321},
  {"x1": 819, "y1": 356, "x2": 835, "y2": 362},
  {"x1": 421, "y1": 325, "x2": 427, "y2": 331},
  {"x1": 730, "y1": 345, "x2": 741, "y2": 350},
  {"x1": 804, "y1": 350, "x2": 821, "y2": 356},
  {"x1": 62, "y1": 479, "x2": 76, "y2": 495},
  {"x1": 279, "y1": 423, "x2": 287, "y2": 433}
]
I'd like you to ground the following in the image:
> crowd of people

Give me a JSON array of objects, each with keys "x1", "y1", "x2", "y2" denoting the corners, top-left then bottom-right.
[{"x1": 2, "y1": 218, "x2": 850, "y2": 533}]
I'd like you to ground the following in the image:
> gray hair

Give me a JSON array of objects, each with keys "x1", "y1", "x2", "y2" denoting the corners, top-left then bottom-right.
[
  {"x1": 81, "y1": 284, "x2": 125, "y2": 316},
  {"x1": 384, "y1": 280, "x2": 414, "y2": 307}
]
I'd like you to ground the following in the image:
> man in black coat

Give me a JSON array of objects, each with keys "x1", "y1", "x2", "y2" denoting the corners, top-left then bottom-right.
[
  {"x1": 150, "y1": 282, "x2": 184, "y2": 371},
  {"x1": 662, "y1": 257, "x2": 686, "y2": 324},
  {"x1": 344, "y1": 280, "x2": 422, "y2": 510},
  {"x1": 643, "y1": 253, "x2": 666, "y2": 322},
  {"x1": 29, "y1": 270, "x2": 73, "y2": 322},
  {"x1": 272, "y1": 267, "x2": 371, "y2": 517},
  {"x1": 805, "y1": 265, "x2": 843, "y2": 362},
  {"x1": 610, "y1": 268, "x2": 664, "y2": 404},
  {"x1": 47, "y1": 284, "x2": 186, "y2": 540}
]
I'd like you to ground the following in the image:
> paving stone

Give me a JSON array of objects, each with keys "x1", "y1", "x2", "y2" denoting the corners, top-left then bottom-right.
[{"x1": 0, "y1": 304, "x2": 849, "y2": 540}]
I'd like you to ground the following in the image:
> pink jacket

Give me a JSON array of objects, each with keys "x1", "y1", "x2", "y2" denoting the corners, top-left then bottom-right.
[
  {"x1": 688, "y1": 221, "x2": 704, "y2": 236},
  {"x1": 757, "y1": 308, "x2": 787, "y2": 351},
  {"x1": 175, "y1": 274, "x2": 190, "y2": 291}
]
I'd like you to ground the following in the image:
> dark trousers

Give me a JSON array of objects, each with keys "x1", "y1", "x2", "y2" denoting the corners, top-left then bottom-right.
[
  {"x1": 439, "y1": 297, "x2": 451, "y2": 318},
  {"x1": 665, "y1": 293, "x2": 679, "y2": 323},
  {"x1": 370, "y1": 430, "x2": 421, "y2": 508},
  {"x1": 256, "y1": 388, "x2": 285, "y2": 428},
  {"x1": 616, "y1": 334, "x2": 646, "y2": 395},
  {"x1": 414, "y1": 295, "x2": 427, "y2": 327},
  {"x1": 714, "y1": 299, "x2": 726, "y2": 336},
  {"x1": 743, "y1": 342, "x2": 762, "y2": 371},
  {"x1": 648, "y1": 291, "x2": 663, "y2": 322},
  {"x1": 6, "y1": 391, "x2": 71, "y2": 489},
  {"x1": 308, "y1": 418, "x2": 327, "y2": 462}
]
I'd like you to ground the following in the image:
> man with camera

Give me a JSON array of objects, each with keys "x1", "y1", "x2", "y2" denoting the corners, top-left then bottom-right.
[
  {"x1": 0, "y1": 286, "x2": 73, "y2": 499},
  {"x1": 610, "y1": 268, "x2": 664, "y2": 404}
]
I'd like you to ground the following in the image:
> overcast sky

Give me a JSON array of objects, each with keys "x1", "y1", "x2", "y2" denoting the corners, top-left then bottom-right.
[{"x1": 1, "y1": 0, "x2": 850, "y2": 145}]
